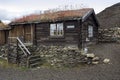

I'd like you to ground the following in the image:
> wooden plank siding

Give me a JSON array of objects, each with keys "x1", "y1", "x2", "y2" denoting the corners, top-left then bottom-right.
[
  {"x1": 9, "y1": 25, "x2": 24, "y2": 43},
  {"x1": 64, "y1": 21, "x2": 80, "y2": 45},
  {"x1": 0, "y1": 30, "x2": 5, "y2": 45},
  {"x1": 35, "y1": 20, "x2": 81, "y2": 47},
  {"x1": 81, "y1": 13, "x2": 98, "y2": 47},
  {"x1": 0, "y1": 30, "x2": 9, "y2": 45},
  {"x1": 9, "y1": 10, "x2": 99, "y2": 48},
  {"x1": 9, "y1": 24, "x2": 35, "y2": 43}
]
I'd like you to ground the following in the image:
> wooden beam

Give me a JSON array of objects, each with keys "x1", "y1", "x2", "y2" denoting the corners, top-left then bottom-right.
[
  {"x1": 78, "y1": 19, "x2": 82, "y2": 49},
  {"x1": 31, "y1": 24, "x2": 33, "y2": 44}
]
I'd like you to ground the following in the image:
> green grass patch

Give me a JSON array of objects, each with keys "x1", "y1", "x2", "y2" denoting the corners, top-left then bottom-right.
[
  {"x1": 0, "y1": 58, "x2": 18, "y2": 68},
  {"x1": 0, "y1": 58, "x2": 29, "y2": 70}
]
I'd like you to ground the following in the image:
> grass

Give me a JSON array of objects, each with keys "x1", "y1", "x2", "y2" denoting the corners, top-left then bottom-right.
[
  {"x1": 0, "y1": 58, "x2": 17, "y2": 68},
  {"x1": 40, "y1": 60, "x2": 88, "y2": 70},
  {"x1": 0, "y1": 58, "x2": 29, "y2": 70},
  {"x1": 0, "y1": 56, "x2": 89, "y2": 71}
]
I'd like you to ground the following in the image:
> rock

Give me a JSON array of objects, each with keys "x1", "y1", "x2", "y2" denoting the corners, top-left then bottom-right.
[
  {"x1": 92, "y1": 57, "x2": 100, "y2": 61},
  {"x1": 37, "y1": 67, "x2": 40, "y2": 69},
  {"x1": 103, "y1": 58, "x2": 110, "y2": 63},
  {"x1": 92, "y1": 61, "x2": 99, "y2": 65},
  {"x1": 80, "y1": 49, "x2": 86, "y2": 55},
  {"x1": 86, "y1": 53, "x2": 95, "y2": 58}
]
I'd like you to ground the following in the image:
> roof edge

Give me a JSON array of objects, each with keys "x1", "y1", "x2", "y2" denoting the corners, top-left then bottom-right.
[
  {"x1": 10, "y1": 17, "x2": 82, "y2": 26},
  {"x1": 82, "y1": 9, "x2": 100, "y2": 26},
  {"x1": 82, "y1": 9, "x2": 94, "y2": 22}
]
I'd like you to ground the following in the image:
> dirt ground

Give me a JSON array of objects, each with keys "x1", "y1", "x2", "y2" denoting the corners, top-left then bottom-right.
[{"x1": 0, "y1": 43, "x2": 120, "y2": 80}]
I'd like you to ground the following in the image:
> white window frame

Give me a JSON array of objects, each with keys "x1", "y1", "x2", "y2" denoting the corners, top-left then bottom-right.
[
  {"x1": 88, "y1": 25, "x2": 93, "y2": 37},
  {"x1": 50, "y1": 23, "x2": 64, "y2": 37}
]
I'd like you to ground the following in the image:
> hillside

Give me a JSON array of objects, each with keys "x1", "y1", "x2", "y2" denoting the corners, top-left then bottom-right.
[{"x1": 97, "y1": 2, "x2": 120, "y2": 29}]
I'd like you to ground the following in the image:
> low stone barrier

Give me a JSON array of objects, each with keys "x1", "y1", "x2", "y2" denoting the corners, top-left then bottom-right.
[
  {"x1": 32, "y1": 45, "x2": 100, "y2": 67},
  {"x1": 98, "y1": 27, "x2": 120, "y2": 42},
  {"x1": 0, "y1": 45, "x2": 101, "y2": 68}
]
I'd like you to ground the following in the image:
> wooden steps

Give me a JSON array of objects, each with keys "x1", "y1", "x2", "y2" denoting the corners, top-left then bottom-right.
[{"x1": 27, "y1": 55, "x2": 41, "y2": 68}]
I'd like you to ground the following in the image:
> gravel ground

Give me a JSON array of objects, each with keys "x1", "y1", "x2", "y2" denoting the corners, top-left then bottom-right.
[{"x1": 0, "y1": 43, "x2": 120, "y2": 80}]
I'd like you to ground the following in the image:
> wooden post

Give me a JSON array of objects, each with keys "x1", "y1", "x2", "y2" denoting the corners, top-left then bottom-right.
[
  {"x1": 78, "y1": 19, "x2": 82, "y2": 49},
  {"x1": 31, "y1": 24, "x2": 33, "y2": 44},
  {"x1": 16, "y1": 39, "x2": 20, "y2": 66},
  {"x1": 7, "y1": 42, "x2": 10, "y2": 64},
  {"x1": 23, "y1": 24, "x2": 25, "y2": 42},
  {"x1": 27, "y1": 57, "x2": 30, "y2": 68},
  {"x1": 34, "y1": 24, "x2": 37, "y2": 45}
]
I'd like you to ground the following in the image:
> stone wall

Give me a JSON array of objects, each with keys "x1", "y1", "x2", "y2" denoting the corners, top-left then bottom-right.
[
  {"x1": 33, "y1": 46, "x2": 83, "y2": 67},
  {"x1": 32, "y1": 45, "x2": 100, "y2": 67},
  {"x1": 0, "y1": 45, "x2": 100, "y2": 68},
  {"x1": 98, "y1": 27, "x2": 120, "y2": 42},
  {"x1": 0, "y1": 45, "x2": 8, "y2": 58}
]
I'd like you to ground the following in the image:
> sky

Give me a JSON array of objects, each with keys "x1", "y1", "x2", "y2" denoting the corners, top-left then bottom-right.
[{"x1": 0, "y1": 0, "x2": 119, "y2": 23}]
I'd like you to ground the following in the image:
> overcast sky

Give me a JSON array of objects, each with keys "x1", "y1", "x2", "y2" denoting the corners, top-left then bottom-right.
[{"x1": 0, "y1": 0, "x2": 119, "y2": 23}]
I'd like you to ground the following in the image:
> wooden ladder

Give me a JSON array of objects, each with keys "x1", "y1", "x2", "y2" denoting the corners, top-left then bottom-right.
[
  {"x1": 17, "y1": 37, "x2": 41, "y2": 68},
  {"x1": 16, "y1": 37, "x2": 31, "y2": 56},
  {"x1": 8, "y1": 37, "x2": 41, "y2": 68}
]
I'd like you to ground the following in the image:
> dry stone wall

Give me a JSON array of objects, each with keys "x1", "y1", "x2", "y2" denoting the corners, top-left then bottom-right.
[
  {"x1": 0, "y1": 45, "x2": 101, "y2": 68},
  {"x1": 98, "y1": 27, "x2": 120, "y2": 42}
]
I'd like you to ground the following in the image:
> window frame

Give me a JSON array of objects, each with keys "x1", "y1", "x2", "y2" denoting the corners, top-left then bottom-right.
[
  {"x1": 88, "y1": 25, "x2": 93, "y2": 38},
  {"x1": 50, "y1": 23, "x2": 64, "y2": 37}
]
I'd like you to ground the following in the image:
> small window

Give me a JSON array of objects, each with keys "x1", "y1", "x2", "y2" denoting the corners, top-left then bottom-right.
[
  {"x1": 88, "y1": 25, "x2": 93, "y2": 37},
  {"x1": 67, "y1": 25, "x2": 75, "y2": 28},
  {"x1": 50, "y1": 23, "x2": 64, "y2": 37}
]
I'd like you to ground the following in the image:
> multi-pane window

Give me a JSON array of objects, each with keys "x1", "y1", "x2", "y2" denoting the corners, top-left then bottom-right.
[
  {"x1": 50, "y1": 23, "x2": 64, "y2": 37},
  {"x1": 88, "y1": 25, "x2": 93, "y2": 37}
]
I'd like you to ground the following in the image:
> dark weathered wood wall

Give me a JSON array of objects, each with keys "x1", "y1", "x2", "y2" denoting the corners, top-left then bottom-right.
[
  {"x1": 9, "y1": 25, "x2": 24, "y2": 43},
  {"x1": 81, "y1": 13, "x2": 98, "y2": 47},
  {"x1": 0, "y1": 30, "x2": 5, "y2": 45},
  {"x1": 8, "y1": 13, "x2": 98, "y2": 48},
  {"x1": 9, "y1": 24, "x2": 34, "y2": 43},
  {"x1": 35, "y1": 20, "x2": 80, "y2": 46},
  {"x1": 64, "y1": 21, "x2": 79, "y2": 46}
]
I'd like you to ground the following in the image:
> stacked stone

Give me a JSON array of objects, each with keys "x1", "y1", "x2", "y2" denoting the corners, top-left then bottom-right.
[
  {"x1": 33, "y1": 46, "x2": 88, "y2": 67},
  {"x1": 0, "y1": 45, "x2": 8, "y2": 58},
  {"x1": 22, "y1": 45, "x2": 109, "y2": 67},
  {"x1": 6, "y1": 44, "x2": 28, "y2": 66},
  {"x1": 98, "y1": 27, "x2": 120, "y2": 42},
  {"x1": 7, "y1": 44, "x2": 18, "y2": 64},
  {"x1": 2, "y1": 44, "x2": 101, "y2": 68}
]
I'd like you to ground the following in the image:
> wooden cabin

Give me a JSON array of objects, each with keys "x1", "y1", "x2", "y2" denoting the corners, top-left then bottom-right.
[
  {"x1": 0, "y1": 21, "x2": 9, "y2": 45},
  {"x1": 9, "y1": 8, "x2": 99, "y2": 48}
]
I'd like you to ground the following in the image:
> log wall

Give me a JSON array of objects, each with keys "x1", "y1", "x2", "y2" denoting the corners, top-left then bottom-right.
[
  {"x1": 81, "y1": 13, "x2": 98, "y2": 47},
  {"x1": 35, "y1": 21, "x2": 80, "y2": 46},
  {"x1": 9, "y1": 24, "x2": 35, "y2": 43},
  {"x1": 9, "y1": 13, "x2": 98, "y2": 48},
  {"x1": 0, "y1": 30, "x2": 5, "y2": 45}
]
